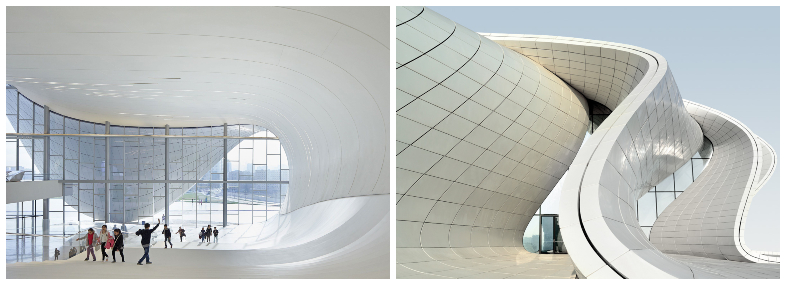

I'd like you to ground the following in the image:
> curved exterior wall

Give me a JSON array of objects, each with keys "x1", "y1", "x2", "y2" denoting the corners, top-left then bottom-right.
[
  {"x1": 396, "y1": 7, "x2": 589, "y2": 277},
  {"x1": 489, "y1": 33, "x2": 706, "y2": 278},
  {"x1": 651, "y1": 101, "x2": 779, "y2": 263}
]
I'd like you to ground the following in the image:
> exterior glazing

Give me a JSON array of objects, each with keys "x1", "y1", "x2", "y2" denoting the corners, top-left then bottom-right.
[{"x1": 6, "y1": 86, "x2": 290, "y2": 229}]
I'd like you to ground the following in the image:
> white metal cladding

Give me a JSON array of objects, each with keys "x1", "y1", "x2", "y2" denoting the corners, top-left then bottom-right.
[
  {"x1": 651, "y1": 101, "x2": 779, "y2": 264},
  {"x1": 396, "y1": 7, "x2": 590, "y2": 277},
  {"x1": 486, "y1": 35, "x2": 710, "y2": 278}
]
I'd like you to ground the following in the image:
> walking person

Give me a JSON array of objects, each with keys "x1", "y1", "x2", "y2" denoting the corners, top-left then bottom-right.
[
  {"x1": 76, "y1": 228, "x2": 99, "y2": 261},
  {"x1": 200, "y1": 227, "x2": 206, "y2": 242},
  {"x1": 177, "y1": 227, "x2": 186, "y2": 242},
  {"x1": 162, "y1": 224, "x2": 173, "y2": 248},
  {"x1": 54, "y1": 248, "x2": 60, "y2": 260},
  {"x1": 111, "y1": 228, "x2": 124, "y2": 263},
  {"x1": 98, "y1": 225, "x2": 112, "y2": 261},
  {"x1": 213, "y1": 227, "x2": 219, "y2": 243},
  {"x1": 135, "y1": 219, "x2": 160, "y2": 265},
  {"x1": 205, "y1": 225, "x2": 211, "y2": 243}
]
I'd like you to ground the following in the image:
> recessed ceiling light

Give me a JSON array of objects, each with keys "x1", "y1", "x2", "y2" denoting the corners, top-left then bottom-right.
[
  {"x1": 133, "y1": 114, "x2": 146, "y2": 116},
  {"x1": 47, "y1": 82, "x2": 58, "y2": 84},
  {"x1": 22, "y1": 78, "x2": 34, "y2": 80},
  {"x1": 118, "y1": 113, "x2": 127, "y2": 115},
  {"x1": 132, "y1": 83, "x2": 153, "y2": 85}
]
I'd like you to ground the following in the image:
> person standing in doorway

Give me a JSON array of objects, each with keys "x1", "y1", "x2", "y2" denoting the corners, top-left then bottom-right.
[
  {"x1": 76, "y1": 228, "x2": 99, "y2": 261},
  {"x1": 112, "y1": 228, "x2": 124, "y2": 263},
  {"x1": 162, "y1": 224, "x2": 173, "y2": 248},
  {"x1": 177, "y1": 227, "x2": 186, "y2": 242},
  {"x1": 135, "y1": 219, "x2": 160, "y2": 265},
  {"x1": 98, "y1": 225, "x2": 112, "y2": 261},
  {"x1": 213, "y1": 227, "x2": 219, "y2": 243}
]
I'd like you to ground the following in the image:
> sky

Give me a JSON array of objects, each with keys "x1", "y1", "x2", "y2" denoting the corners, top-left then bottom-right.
[{"x1": 429, "y1": 6, "x2": 780, "y2": 252}]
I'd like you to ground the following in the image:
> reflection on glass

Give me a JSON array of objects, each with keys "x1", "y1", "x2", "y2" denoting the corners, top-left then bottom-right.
[
  {"x1": 692, "y1": 159, "x2": 709, "y2": 180},
  {"x1": 693, "y1": 136, "x2": 713, "y2": 159},
  {"x1": 541, "y1": 216, "x2": 554, "y2": 253},
  {"x1": 656, "y1": 192, "x2": 675, "y2": 216},
  {"x1": 638, "y1": 192, "x2": 657, "y2": 226},
  {"x1": 656, "y1": 174, "x2": 674, "y2": 192},
  {"x1": 522, "y1": 216, "x2": 539, "y2": 253},
  {"x1": 673, "y1": 161, "x2": 693, "y2": 192}
]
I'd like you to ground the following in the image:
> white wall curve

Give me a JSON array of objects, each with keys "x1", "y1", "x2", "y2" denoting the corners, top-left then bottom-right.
[
  {"x1": 6, "y1": 6, "x2": 390, "y2": 214},
  {"x1": 486, "y1": 33, "x2": 706, "y2": 278},
  {"x1": 651, "y1": 100, "x2": 779, "y2": 263},
  {"x1": 6, "y1": 7, "x2": 389, "y2": 277},
  {"x1": 396, "y1": 7, "x2": 589, "y2": 277}
]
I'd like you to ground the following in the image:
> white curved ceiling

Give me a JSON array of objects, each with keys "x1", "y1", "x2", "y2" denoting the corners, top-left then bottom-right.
[{"x1": 7, "y1": 6, "x2": 390, "y2": 212}]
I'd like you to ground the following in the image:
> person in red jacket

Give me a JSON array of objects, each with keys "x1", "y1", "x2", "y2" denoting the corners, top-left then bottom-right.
[{"x1": 76, "y1": 228, "x2": 99, "y2": 261}]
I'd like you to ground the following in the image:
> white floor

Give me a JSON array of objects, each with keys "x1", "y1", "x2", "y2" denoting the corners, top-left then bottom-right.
[{"x1": 6, "y1": 195, "x2": 390, "y2": 279}]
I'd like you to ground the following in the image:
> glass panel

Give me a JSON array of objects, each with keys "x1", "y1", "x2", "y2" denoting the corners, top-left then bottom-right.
[
  {"x1": 673, "y1": 161, "x2": 693, "y2": 192},
  {"x1": 540, "y1": 216, "x2": 554, "y2": 253},
  {"x1": 522, "y1": 215, "x2": 539, "y2": 253},
  {"x1": 637, "y1": 192, "x2": 657, "y2": 227},
  {"x1": 693, "y1": 136, "x2": 713, "y2": 159},
  {"x1": 656, "y1": 192, "x2": 675, "y2": 216},
  {"x1": 656, "y1": 173, "x2": 674, "y2": 192},
  {"x1": 692, "y1": 159, "x2": 709, "y2": 180}
]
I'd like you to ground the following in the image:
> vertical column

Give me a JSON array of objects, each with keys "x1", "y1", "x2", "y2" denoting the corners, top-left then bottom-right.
[
  {"x1": 223, "y1": 123, "x2": 228, "y2": 227},
  {"x1": 105, "y1": 121, "x2": 110, "y2": 223},
  {"x1": 164, "y1": 124, "x2": 169, "y2": 225},
  {"x1": 43, "y1": 106, "x2": 50, "y2": 219},
  {"x1": 43, "y1": 107, "x2": 50, "y2": 260}
]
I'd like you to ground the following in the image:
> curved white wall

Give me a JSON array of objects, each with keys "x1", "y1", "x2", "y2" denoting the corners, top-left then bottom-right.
[
  {"x1": 396, "y1": 7, "x2": 589, "y2": 277},
  {"x1": 6, "y1": 6, "x2": 390, "y2": 214},
  {"x1": 6, "y1": 7, "x2": 390, "y2": 278},
  {"x1": 488, "y1": 33, "x2": 706, "y2": 279},
  {"x1": 651, "y1": 101, "x2": 779, "y2": 263}
]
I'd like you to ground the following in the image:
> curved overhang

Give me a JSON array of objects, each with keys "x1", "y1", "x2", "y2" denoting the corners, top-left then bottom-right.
[{"x1": 6, "y1": 6, "x2": 390, "y2": 214}]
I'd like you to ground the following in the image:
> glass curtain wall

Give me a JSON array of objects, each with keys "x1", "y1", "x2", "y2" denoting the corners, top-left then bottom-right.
[
  {"x1": 523, "y1": 99, "x2": 713, "y2": 251},
  {"x1": 5, "y1": 85, "x2": 290, "y2": 233},
  {"x1": 637, "y1": 137, "x2": 713, "y2": 237}
]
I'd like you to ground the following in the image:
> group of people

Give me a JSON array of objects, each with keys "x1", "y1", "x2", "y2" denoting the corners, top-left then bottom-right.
[
  {"x1": 199, "y1": 225, "x2": 219, "y2": 243},
  {"x1": 75, "y1": 224, "x2": 125, "y2": 263},
  {"x1": 65, "y1": 220, "x2": 221, "y2": 264}
]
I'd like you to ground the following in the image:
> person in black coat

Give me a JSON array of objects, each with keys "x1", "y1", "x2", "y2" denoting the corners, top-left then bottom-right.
[
  {"x1": 162, "y1": 224, "x2": 173, "y2": 248},
  {"x1": 111, "y1": 228, "x2": 124, "y2": 263},
  {"x1": 135, "y1": 219, "x2": 160, "y2": 265},
  {"x1": 200, "y1": 227, "x2": 206, "y2": 242}
]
